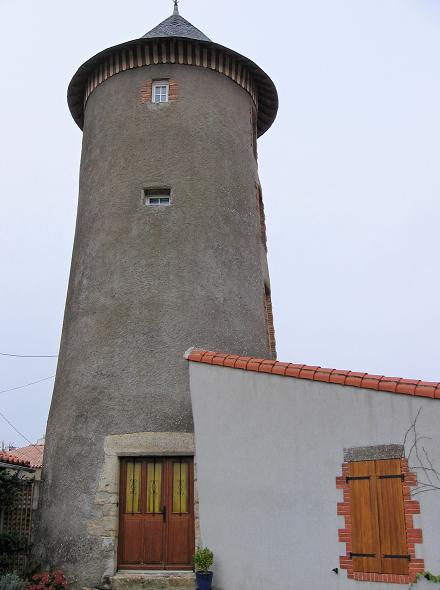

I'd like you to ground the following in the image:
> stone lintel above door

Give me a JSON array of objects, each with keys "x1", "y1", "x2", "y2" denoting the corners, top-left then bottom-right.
[{"x1": 87, "y1": 432, "x2": 196, "y2": 581}]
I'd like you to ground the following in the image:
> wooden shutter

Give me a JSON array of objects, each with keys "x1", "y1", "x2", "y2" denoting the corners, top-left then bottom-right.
[
  {"x1": 349, "y1": 459, "x2": 409, "y2": 575},
  {"x1": 348, "y1": 461, "x2": 381, "y2": 573},
  {"x1": 376, "y1": 459, "x2": 409, "y2": 575}
]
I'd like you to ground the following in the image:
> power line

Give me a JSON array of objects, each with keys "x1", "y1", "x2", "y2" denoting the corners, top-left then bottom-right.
[
  {"x1": 0, "y1": 410, "x2": 35, "y2": 448},
  {"x1": 0, "y1": 376, "x2": 54, "y2": 452},
  {"x1": 0, "y1": 352, "x2": 58, "y2": 358},
  {"x1": 0, "y1": 375, "x2": 55, "y2": 396}
]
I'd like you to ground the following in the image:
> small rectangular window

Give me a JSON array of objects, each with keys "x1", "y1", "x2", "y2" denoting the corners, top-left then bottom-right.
[
  {"x1": 152, "y1": 80, "x2": 169, "y2": 103},
  {"x1": 148, "y1": 197, "x2": 170, "y2": 206},
  {"x1": 144, "y1": 188, "x2": 171, "y2": 207},
  {"x1": 148, "y1": 197, "x2": 170, "y2": 205}
]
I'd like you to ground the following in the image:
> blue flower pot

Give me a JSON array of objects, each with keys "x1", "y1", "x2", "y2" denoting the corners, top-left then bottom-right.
[{"x1": 196, "y1": 571, "x2": 213, "y2": 590}]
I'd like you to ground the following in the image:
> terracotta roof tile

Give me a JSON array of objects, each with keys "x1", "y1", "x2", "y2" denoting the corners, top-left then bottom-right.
[
  {"x1": 345, "y1": 373, "x2": 366, "y2": 387},
  {"x1": 223, "y1": 355, "x2": 239, "y2": 368},
  {"x1": 235, "y1": 356, "x2": 252, "y2": 370},
  {"x1": 314, "y1": 368, "x2": 333, "y2": 383},
  {"x1": 285, "y1": 365, "x2": 302, "y2": 377},
  {"x1": 414, "y1": 383, "x2": 437, "y2": 398},
  {"x1": 299, "y1": 367, "x2": 319, "y2": 380},
  {"x1": 360, "y1": 375, "x2": 383, "y2": 390},
  {"x1": 188, "y1": 350, "x2": 204, "y2": 362},
  {"x1": 186, "y1": 349, "x2": 439, "y2": 402},
  {"x1": 0, "y1": 451, "x2": 31, "y2": 467},
  {"x1": 201, "y1": 351, "x2": 215, "y2": 364},
  {"x1": 247, "y1": 358, "x2": 265, "y2": 372},
  {"x1": 8, "y1": 445, "x2": 44, "y2": 468},
  {"x1": 212, "y1": 353, "x2": 229, "y2": 366},
  {"x1": 271, "y1": 364, "x2": 287, "y2": 376},
  {"x1": 329, "y1": 372, "x2": 348, "y2": 386}
]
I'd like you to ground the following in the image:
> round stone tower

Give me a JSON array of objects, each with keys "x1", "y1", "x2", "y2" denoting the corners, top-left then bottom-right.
[{"x1": 35, "y1": 5, "x2": 278, "y2": 587}]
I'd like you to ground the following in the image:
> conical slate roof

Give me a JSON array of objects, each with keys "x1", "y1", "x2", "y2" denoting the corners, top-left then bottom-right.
[
  {"x1": 67, "y1": 7, "x2": 278, "y2": 136},
  {"x1": 143, "y1": 10, "x2": 210, "y2": 42}
]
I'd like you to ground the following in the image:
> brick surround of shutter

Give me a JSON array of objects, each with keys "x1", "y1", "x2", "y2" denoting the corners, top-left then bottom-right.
[{"x1": 336, "y1": 459, "x2": 424, "y2": 583}]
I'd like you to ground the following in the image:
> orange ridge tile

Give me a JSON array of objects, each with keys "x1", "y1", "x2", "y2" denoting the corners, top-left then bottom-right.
[{"x1": 185, "y1": 349, "x2": 439, "y2": 401}]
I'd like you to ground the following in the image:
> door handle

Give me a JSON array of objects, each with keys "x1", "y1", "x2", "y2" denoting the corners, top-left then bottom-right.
[{"x1": 162, "y1": 505, "x2": 166, "y2": 523}]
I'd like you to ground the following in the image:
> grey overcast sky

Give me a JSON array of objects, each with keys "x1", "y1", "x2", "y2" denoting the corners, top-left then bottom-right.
[{"x1": 0, "y1": 0, "x2": 439, "y2": 444}]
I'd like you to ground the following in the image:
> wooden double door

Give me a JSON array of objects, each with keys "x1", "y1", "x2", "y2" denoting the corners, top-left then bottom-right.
[{"x1": 118, "y1": 457, "x2": 195, "y2": 570}]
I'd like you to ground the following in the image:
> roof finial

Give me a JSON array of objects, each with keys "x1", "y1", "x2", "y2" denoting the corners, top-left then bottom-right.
[{"x1": 173, "y1": 0, "x2": 179, "y2": 15}]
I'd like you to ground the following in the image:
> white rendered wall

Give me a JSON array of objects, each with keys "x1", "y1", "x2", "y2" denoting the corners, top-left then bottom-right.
[{"x1": 189, "y1": 363, "x2": 440, "y2": 590}]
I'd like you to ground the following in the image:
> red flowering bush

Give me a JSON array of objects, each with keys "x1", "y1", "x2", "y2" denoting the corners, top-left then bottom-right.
[{"x1": 26, "y1": 571, "x2": 67, "y2": 590}]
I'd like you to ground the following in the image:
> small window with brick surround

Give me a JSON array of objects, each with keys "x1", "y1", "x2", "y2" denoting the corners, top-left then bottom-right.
[
  {"x1": 337, "y1": 453, "x2": 424, "y2": 584},
  {"x1": 152, "y1": 80, "x2": 169, "y2": 103}
]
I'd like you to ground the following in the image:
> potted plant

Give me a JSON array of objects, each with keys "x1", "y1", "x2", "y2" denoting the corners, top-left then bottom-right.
[{"x1": 194, "y1": 546, "x2": 214, "y2": 590}]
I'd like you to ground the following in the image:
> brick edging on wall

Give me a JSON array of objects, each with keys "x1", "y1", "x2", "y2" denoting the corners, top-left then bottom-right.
[
  {"x1": 336, "y1": 459, "x2": 424, "y2": 584},
  {"x1": 185, "y1": 349, "x2": 440, "y2": 401}
]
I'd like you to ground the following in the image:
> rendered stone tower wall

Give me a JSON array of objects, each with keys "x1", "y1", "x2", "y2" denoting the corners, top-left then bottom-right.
[{"x1": 34, "y1": 31, "x2": 277, "y2": 587}]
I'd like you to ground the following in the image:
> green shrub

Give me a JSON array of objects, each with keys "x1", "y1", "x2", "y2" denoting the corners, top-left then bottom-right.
[
  {"x1": 0, "y1": 471, "x2": 20, "y2": 510},
  {"x1": 416, "y1": 572, "x2": 440, "y2": 583},
  {"x1": 0, "y1": 535, "x2": 25, "y2": 556},
  {"x1": 0, "y1": 573, "x2": 25, "y2": 590},
  {"x1": 194, "y1": 547, "x2": 214, "y2": 572},
  {"x1": 0, "y1": 470, "x2": 27, "y2": 573},
  {"x1": 0, "y1": 534, "x2": 27, "y2": 572}
]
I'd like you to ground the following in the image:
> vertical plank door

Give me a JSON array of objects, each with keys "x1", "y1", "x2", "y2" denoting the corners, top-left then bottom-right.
[
  {"x1": 118, "y1": 457, "x2": 194, "y2": 570},
  {"x1": 166, "y1": 458, "x2": 195, "y2": 568}
]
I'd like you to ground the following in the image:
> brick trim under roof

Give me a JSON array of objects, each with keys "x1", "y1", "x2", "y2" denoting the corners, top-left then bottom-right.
[{"x1": 185, "y1": 349, "x2": 440, "y2": 400}]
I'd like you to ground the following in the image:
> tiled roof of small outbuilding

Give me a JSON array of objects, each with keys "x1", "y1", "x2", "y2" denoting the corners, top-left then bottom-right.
[
  {"x1": 0, "y1": 451, "x2": 31, "y2": 468},
  {"x1": 9, "y1": 444, "x2": 44, "y2": 469},
  {"x1": 186, "y1": 350, "x2": 440, "y2": 400}
]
